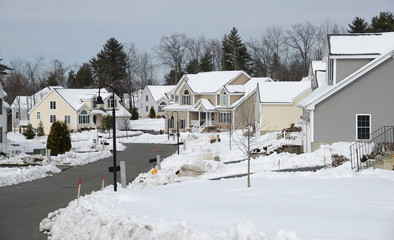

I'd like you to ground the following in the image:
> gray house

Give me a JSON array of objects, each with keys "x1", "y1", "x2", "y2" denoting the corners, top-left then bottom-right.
[{"x1": 298, "y1": 32, "x2": 394, "y2": 152}]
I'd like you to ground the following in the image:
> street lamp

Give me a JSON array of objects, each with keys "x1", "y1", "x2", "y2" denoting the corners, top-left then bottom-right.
[
  {"x1": 164, "y1": 113, "x2": 170, "y2": 140},
  {"x1": 171, "y1": 111, "x2": 179, "y2": 154},
  {"x1": 96, "y1": 85, "x2": 118, "y2": 192}
]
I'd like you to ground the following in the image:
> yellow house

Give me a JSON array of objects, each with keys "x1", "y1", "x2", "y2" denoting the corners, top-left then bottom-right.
[
  {"x1": 29, "y1": 88, "x2": 131, "y2": 134},
  {"x1": 164, "y1": 71, "x2": 271, "y2": 133},
  {"x1": 259, "y1": 81, "x2": 311, "y2": 133}
]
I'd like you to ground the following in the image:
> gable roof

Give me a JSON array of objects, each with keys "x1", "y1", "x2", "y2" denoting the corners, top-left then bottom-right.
[
  {"x1": 184, "y1": 71, "x2": 249, "y2": 93},
  {"x1": 11, "y1": 86, "x2": 63, "y2": 109},
  {"x1": 298, "y1": 47, "x2": 394, "y2": 110},
  {"x1": 54, "y1": 88, "x2": 110, "y2": 111},
  {"x1": 146, "y1": 85, "x2": 175, "y2": 102},
  {"x1": 193, "y1": 99, "x2": 215, "y2": 111},
  {"x1": 329, "y1": 32, "x2": 394, "y2": 55},
  {"x1": 259, "y1": 81, "x2": 311, "y2": 103}
]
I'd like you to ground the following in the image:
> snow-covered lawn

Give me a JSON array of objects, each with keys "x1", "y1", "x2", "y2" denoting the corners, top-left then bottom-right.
[
  {"x1": 39, "y1": 125, "x2": 394, "y2": 239},
  {"x1": 0, "y1": 119, "x2": 162, "y2": 187}
]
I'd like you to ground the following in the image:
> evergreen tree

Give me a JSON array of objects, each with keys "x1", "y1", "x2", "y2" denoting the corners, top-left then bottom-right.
[
  {"x1": 90, "y1": 38, "x2": 128, "y2": 95},
  {"x1": 164, "y1": 69, "x2": 184, "y2": 85},
  {"x1": 199, "y1": 52, "x2": 214, "y2": 72},
  {"x1": 46, "y1": 121, "x2": 71, "y2": 155},
  {"x1": 348, "y1": 17, "x2": 369, "y2": 33},
  {"x1": 269, "y1": 52, "x2": 281, "y2": 81},
  {"x1": 37, "y1": 120, "x2": 45, "y2": 137},
  {"x1": 130, "y1": 107, "x2": 139, "y2": 120},
  {"x1": 23, "y1": 124, "x2": 35, "y2": 139},
  {"x1": 149, "y1": 106, "x2": 156, "y2": 118},
  {"x1": 68, "y1": 63, "x2": 94, "y2": 88},
  {"x1": 100, "y1": 115, "x2": 113, "y2": 137},
  {"x1": 185, "y1": 59, "x2": 199, "y2": 74},
  {"x1": 370, "y1": 11, "x2": 394, "y2": 32},
  {"x1": 222, "y1": 27, "x2": 251, "y2": 72}
]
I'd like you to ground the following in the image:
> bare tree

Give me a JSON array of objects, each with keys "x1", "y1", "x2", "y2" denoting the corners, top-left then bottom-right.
[
  {"x1": 205, "y1": 39, "x2": 223, "y2": 71},
  {"x1": 124, "y1": 43, "x2": 140, "y2": 108},
  {"x1": 136, "y1": 52, "x2": 156, "y2": 88},
  {"x1": 154, "y1": 33, "x2": 188, "y2": 84},
  {"x1": 286, "y1": 21, "x2": 320, "y2": 76},
  {"x1": 185, "y1": 36, "x2": 206, "y2": 73}
]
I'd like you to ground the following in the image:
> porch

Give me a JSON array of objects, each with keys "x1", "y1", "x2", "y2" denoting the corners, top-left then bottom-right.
[{"x1": 190, "y1": 111, "x2": 216, "y2": 133}]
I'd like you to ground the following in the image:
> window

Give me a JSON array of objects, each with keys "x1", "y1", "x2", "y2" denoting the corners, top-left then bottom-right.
[
  {"x1": 146, "y1": 106, "x2": 148, "y2": 112},
  {"x1": 328, "y1": 59, "x2": 334, "y2": 85},
  {"x1": 93, "y1": 99, "x2": 97, "y2": 108},
  {"x1": 180, "y1": 119, "x2": 185, "y2": 129},
  {"x1": 146, "y1": 95, "x2": 148, "y2": 101},
  {"x1": 159, "y1": 102, "x2": 166, "y2": 112},
  {"x1": 50, "y1": 115, "x2": 56, "y2": 123},
  {"x1": 79, "y1": 110, "x2": 90, "y2": 124},
  {"x1": 16, "y1": 111, "x2": 20, "y2": 119},
  {"x1": 50, "y1": 101, "x2": 56, "y2": 109},
  {"x1": 357, "y1": 115, "x2": 371, "y2": 140},
  {"x1": 222, "y1": 92, "x2": 227, "y2": 106},
  {"x1": 37, "y1": 112, "x2": 40, "y2": 120},
  {"x1": 219, "y1": 112, "x2": 231, "y2": 123},
  {"x1": 169, "y1": 117, "x2": 174, "y2": 128},
  {"x1": 171, "y1": 94, "x2": 174, "y2": 101},
  {"x1": 107, "y1": 96, "x2": 117, "y2": 108},
  {"x1": 182, "y1": 90, "x2": 190, "y2": 105},
  {"x1": 65, "y1": 115, "x2": 71, "y2": 124}
]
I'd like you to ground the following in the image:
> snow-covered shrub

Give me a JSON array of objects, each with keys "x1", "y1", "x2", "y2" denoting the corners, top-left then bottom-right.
[{"x1": 331, "y1": 154, "x2": 349, "y2": 167}]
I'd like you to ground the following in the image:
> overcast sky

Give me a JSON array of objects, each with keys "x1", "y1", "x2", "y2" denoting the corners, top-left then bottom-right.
[{"x1": 1, "y1": 0, "x2": 393, "y2": 68}]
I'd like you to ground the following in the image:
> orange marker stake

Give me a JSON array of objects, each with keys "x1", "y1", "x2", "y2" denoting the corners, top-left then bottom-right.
[
  {"x1": 102, "y1": 176, "x2": 105, "y2": 190},
  {"x1": 77, "y1": 179, "x2": 81, "y2": 207}
]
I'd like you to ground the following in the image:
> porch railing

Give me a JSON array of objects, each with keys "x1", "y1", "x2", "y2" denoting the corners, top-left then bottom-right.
[{"x1": 349, "y1": 126, "x2": 394, "y2": 171}]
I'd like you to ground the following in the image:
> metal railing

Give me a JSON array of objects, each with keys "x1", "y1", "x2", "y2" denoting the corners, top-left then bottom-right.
[{"x1": 350, "y1": 126, "x2": 394, "y2": 171}]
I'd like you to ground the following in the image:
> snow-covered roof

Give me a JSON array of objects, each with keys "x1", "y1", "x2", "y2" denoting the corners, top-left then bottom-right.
[
  {"x1": 11, "y1": 86, "x2": 63, "y2": 109},
  {"x1": 299, "y1": 46, "x2": 394, "y2": 109},
  {"x1": 193, "y1": 99, "x2": 215, "y2": 111},
  {"x1": 259, "y1": 81, "x2": 311, "y2": 103},
  {"x1": 311, "y1": 61, "x2": 326, "y2": 73},
  {"x1": 55, "y1": 88, "x2": 109, "y2": 110},
  {"x1": 101, "y1": 104, "x2": 132, "y2": 118},
  {"x1": 163, "y1": 104, "x2": 192, "y2": 111},
  {"x1": 147, "y1": 85, "x2": 175, "y2": 102},
  {"x1": 329, "y1": 32, "x2": 394, "y2": 55},
  {"x1": 185, "y1": 71, "x2": 248, "y2": 93}
]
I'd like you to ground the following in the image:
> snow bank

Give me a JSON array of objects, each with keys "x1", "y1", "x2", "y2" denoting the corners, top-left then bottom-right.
[{"x1": 0, "y1": 165, "x2": 61, "y2": 187}]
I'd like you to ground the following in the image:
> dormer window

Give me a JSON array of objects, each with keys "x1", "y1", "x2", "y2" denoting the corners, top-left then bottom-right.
[
  {"x1": 182, "y1": 90, "x2": 190, "y2": 105},
  {"x1": 107, "y1": 96, "x2": 117, "y2": 108},
  {"x1": 222, "y1": 92, "x2": 227, "y2": 106}
]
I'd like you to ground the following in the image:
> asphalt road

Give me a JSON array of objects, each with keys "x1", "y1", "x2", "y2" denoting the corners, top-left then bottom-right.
[{"x1": 0, "y1": 143, "x2": 177, "y2": 240}]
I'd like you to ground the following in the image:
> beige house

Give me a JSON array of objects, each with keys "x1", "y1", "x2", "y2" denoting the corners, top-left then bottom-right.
[
  {"x1": 259, "y1": 81, "x2": 311, "y2": 133},
  {"x1": 29, "y1": 88, "x2": 131, "y2": 134},
  {"x1": 163, "y1": 71, "x2": 272, "y2": 133}
]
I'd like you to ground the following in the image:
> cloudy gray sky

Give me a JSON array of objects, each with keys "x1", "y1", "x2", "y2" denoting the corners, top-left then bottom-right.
[{"x1": 1, "y1": 0, "x2": 393, "y2": 67}]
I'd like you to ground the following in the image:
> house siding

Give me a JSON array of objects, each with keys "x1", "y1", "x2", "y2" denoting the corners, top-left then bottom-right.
[
  {"x1": 233, "y1": 92, "x2": 257, "y2": 129},
  {"x1": 138, "y1": 88, "x2": 156, "y2": 118},
  {"x1": 336, "y1": 58, "x2": 371, "y2": 83},
  {"x1": 230, "y1": 95, "x2": 242, "y2": 105},
  {"x1": 228, "y1": 74, "x2": 249, "y2": 85},
  {"x1": 314, "y1": 57, "x2": 394, "y2": 143}
]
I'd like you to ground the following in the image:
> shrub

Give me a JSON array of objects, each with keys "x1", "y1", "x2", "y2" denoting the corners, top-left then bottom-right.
[
  {"x1": 47, "y1": 121, "x2": 71, "y2": 155},
  {"x1": 100, "y1": 115, "x2": 112, "y2": 133},
  {"x1": 149, "y1": 107, "x2": 156, "y2": 118},
  {"x1": 331, "y1": 154, "x2": 350, "y2": 167},
  {"x1": 37, "y1": 121, "x2": 45, "y2": 136},
  {"x1": 23, "y1": 124, "x2": 35, "y2": 139},
  {"x1": 282, "y1": 123, "x2": 302, "y2": 133},
  {"x1": 130, "y1": 107, "x2": 139, "y2": 120}
]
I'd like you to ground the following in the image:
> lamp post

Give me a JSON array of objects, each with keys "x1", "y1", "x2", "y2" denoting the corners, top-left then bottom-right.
[
  {"x1": 96, "y1": 85, "x2": 118, "y2": 192},
  {"x1": 171, "y1": 111, "x2": 179, "y2": 154},
  {"x1": 164, "y1": 113, "x2": 170, "y2": 140}
]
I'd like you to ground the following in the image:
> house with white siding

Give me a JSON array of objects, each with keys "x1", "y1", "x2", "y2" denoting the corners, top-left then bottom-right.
[
  {"x1": 0, "y1": 82, "x2": 9, "y2": 153},
  {"x1": 137, "y1": 85, "x2": 175, "y2": 118}
]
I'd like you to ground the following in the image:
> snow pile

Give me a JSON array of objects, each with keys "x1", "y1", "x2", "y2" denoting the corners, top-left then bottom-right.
[{"x1": 0, "y1": 165, "x2": 61, "y2": 187}]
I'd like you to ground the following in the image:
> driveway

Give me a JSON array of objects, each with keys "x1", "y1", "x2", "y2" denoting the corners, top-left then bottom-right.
[{"x1": 0, "y1": 143, "x2": 177, "y2": 240}]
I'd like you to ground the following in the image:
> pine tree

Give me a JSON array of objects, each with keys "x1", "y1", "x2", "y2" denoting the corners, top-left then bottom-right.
[
  {"x1": 222, "y1": 27, "x2": 251, "y2": 72},
  {"x1": 23, "y1": 125, "x2": 35, "y2": 139},
  {"x1": 199, "y1": 52, "x2": 214, "y2": 72},
  {"x1": 130, "y1": 107, "x2": 139, "y2": 120},
  {"x1": 149, "y1": 107, "x2": 156, "y2": 118},
  {"x1": 348, "y1": 17, "x2": 369, "y2": 33},
  {"x1": 270, "y1": 52, "x2": 281, "y2": 81},
  {"x1": 37, "y1": 121, "x2": 45, "y2": 137},
  {"x1": 100, "y1": 115, "x2": 113, "y2": 137},
  {"x1": 68, "y1": 63, "x2": 94, "y2": 88},
  {"x1": 370, "y1": 11, "x2": 394, "y2": 32},
  {"x1": 90, "y1": 38, "x2": 128, "y2": 94},
  {"x1": 46, "y1": 121, "x2": 71, "y2": 155}
]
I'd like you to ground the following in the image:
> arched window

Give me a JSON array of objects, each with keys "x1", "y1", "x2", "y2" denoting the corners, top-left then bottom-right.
[
  {"x1": 222, "y1": 92, "x2": 227, "y2": 106},
  {"x1": 182, "y1": 90, "x2": 190, "y2": 105},
  {"x1": 159, "y1": 102, "x2": 166, "y2": 112},
  {"x1": 79, "y1": 110, "x2": 90, "y2": 124}
]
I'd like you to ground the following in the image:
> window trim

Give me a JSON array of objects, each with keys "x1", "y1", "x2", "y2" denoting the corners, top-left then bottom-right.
[
  {"x1": 219, "y1": 112, "x2": 231, "y2": 123},
  {"x1": 65, "y1": 115, "x2": 71, "y2": 124},
  {"x1": 50, "y1": 115, "x2": 56, "y2": 123},
  {"x1": 356, "y1": 114, "x2": 371, "y2": 140},
  {"x1": 182, "y1": 90, "x2": 190, "y2": 105},
  {"x1": 222, "y1": 92, "x2": 227, "y2": 106},
  {"x1": 37, "y1": 112, "x2": 40, "y2": 120},
  {"x1": 79, "y1": 110, "x2": 90, "y2": 124},
  {"x1": 180, "y1": 119, "x2": 185, "y2": 129}
]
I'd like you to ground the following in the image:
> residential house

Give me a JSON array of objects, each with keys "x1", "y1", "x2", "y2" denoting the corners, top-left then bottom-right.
[
  {"x1": 0, "y1": 82, "x2": 9, "y2": 153},
  {"x1": 138, "y1": 85, "x2": 175, "y2": 118},
  {"x1": 163, "y1": 71, "x2": 272, "y2": 133},
  {"x1": 11, "y1": 86, "x2": 63, "y2": 132},
  {"x1": 298, "y1": 32, "x2": 394, "y2": 152},
  {"x1": 259, "y1": 81, "x2": 311, "y2": 133},
  {"x1": 29, "y1": 88, "x2": 131, "y2": 134}
]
